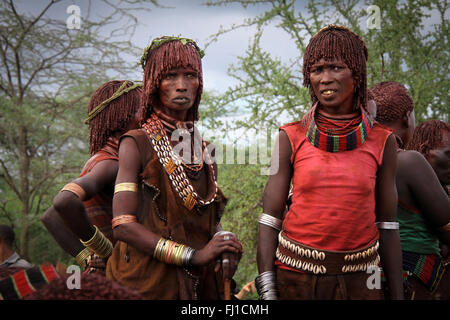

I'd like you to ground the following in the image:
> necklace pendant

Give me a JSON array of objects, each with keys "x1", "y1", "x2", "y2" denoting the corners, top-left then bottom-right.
[
  {"x1": 184, "y1": 193, "x2": 197, "y2": 210},
  {"x1": 164, "y1": 158, "x2": 177, "y2": 175}
]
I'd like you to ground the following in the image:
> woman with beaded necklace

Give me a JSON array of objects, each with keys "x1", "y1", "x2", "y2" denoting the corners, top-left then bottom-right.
[
  {"x1": 106, "y1": 36, "x2": 242, "y2": 300},
  {"x1": 256, "y1": 25, "x2": 403, "y2": 300}
]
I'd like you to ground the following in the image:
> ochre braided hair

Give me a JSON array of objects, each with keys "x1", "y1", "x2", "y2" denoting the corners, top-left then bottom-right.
[
  {"x1": 369, "y1": 81, "x2": 414, "y2": 124},
  {"x1": 139, "y1": 37, "x2": 203, "y2": 124},
  {"x1": 88, "y1": 80, "x2": 142, "y2": 156},
  {"x1": 407, "y1": 120, "x2": 450, "y2": 159},
  {"x1": 302, "y1": 25, "x2": 369, "y2": 125}
]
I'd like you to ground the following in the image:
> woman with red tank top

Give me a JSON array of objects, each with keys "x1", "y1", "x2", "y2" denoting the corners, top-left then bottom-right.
[{"x1": 255, "y1": 25, "x2": 404, "y2": 300}]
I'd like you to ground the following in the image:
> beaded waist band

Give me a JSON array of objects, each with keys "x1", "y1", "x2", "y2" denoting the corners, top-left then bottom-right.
[{"x1": 276, "y1": 231, "x2": 380, "y2": 275}]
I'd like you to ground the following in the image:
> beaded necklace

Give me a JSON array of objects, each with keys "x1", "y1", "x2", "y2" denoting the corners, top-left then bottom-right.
[
  {"x1": 305, "y1": 104, "x2": 373, "y2": 152},
  {"x1": 142, "y1": 113, "x2": 217, "y2": 211},
  {"x1": 153, "y1": 108, "x2": 204, "y2": 175}
]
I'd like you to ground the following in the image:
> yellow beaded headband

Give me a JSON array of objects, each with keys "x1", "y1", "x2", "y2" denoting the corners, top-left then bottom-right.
[
  {"x1": 139, "y1": 36, "x2": 205, "y2": 70},
  {"x1": 84, "y1": 81, "x2": 142, "y2": 124}
]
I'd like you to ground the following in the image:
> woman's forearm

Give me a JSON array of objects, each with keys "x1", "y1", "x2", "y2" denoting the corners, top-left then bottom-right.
[{"x1": 378, "y1": 229, "x2": 404, "y2": 300}]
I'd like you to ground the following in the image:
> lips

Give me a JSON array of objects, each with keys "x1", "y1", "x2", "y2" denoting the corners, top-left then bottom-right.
[{"x1": 172, "y1": 97, "x2": 190, "y2": 103}]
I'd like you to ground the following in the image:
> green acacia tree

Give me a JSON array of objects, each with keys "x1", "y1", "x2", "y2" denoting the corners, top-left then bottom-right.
[
  {"x1": 205, "y1": 0, "x2": 449, "y2": 129},
  {"x1": 0, "y1": 0, "x2": 159, "y2": 261}
]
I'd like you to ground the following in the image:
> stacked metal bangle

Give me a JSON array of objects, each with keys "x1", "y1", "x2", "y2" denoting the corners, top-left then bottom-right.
[
  {"x1": 255, "y1": 271, "x2": 278, "y2": 300},
  {"x1": 80, "y1": 225, "x2": 113, "y2": 259},
  {"x1": 153, "y1": 238, "x2": 195, "y2": 266},
  {"x1": 258, "y1": 213, "x2": 282, "y2": 231},
  {"x1": 375, "y1": 221, "x2": 399, "y2": 230},
  {"x1": 75, "y1": 247, "x2": 91, "y2": 269}
]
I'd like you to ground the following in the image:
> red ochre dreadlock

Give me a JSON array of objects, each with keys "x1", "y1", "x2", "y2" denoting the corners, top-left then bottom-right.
[
  {"x1": 139, "y1": 38, "x2": 203, "y2": 124},
  {"x1": 369, "y1": 81, "x2": 414, "y2": 124},
  {"x1": 407, "y1": 120, "x2": 450, "y2": 159},
  {"x1": 302, "y1": 25, "x2": 369, "y2": 126},
  {"x1": 87, "y1": 80, "x2": 141, "y2": 156}
]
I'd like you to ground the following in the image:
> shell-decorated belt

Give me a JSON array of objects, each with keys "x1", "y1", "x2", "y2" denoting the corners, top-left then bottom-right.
[{"x1": 276, "y1": 231, "x2": 380, "y2": 275}]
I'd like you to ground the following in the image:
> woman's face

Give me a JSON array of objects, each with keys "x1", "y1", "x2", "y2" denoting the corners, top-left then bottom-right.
[
  {"x1": 309, "y1": 58, "x2": 355, "y2": 115},
  {"x1": 158, "y1": 67, "x2": 199, "y2": 121}
]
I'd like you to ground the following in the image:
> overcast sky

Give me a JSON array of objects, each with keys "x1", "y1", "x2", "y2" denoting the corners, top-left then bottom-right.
[
  {"x1": 129, "y1": 0, "x2": 301, "y2": 92},
  {"x1": 19, "y1": 0, "x2": 309, "y2": 93},
  {"x1": 18, "y1": 0, "x2": 445, "y2": 94}
]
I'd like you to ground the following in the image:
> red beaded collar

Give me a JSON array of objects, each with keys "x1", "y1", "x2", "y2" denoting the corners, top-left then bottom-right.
[{"x1": 305, "y1": 104, "x2": 374, "y2": 152}]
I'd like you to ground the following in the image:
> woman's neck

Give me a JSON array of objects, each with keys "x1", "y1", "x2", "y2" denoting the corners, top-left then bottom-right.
[{"x1": 153, "y1": 105, "x2": 189, "y2": 122}]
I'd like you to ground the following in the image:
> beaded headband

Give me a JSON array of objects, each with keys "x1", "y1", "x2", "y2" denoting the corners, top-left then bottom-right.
[
  {"x1": 84, "y1": 81, "x2": 142, "y2": 124},
  {"x1": 139, "y1": 36, "x2": 205, "y2": 70}
]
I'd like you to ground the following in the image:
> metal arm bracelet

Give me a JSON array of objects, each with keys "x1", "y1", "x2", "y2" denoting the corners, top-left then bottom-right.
[
  {"x1": 375, "y1": 221, "x2": 399, "y2": 230},
  {"x1": 255, "y1": 271, "x2": 279, "y2": 300},
  {"x1": 258, "y1": 213, "x2": 282, "y2": 231}
]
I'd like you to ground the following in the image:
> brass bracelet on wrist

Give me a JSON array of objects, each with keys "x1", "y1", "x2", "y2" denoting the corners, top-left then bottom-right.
[
  {"x1": 75, "y1": 247, "x2": 91, "y2": 269},
  {"x1": 80, "y1": 225, "x2": 113, "y2": 259},
  {"x1": 153, "y1": 237, "x2": 195, "y2": 266}
]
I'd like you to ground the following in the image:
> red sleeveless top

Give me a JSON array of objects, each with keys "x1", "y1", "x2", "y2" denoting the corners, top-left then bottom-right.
[
  {"x1": 80, "y1": 138, "x2": 118, "y2": 244},
  {"x1": 280, "y1": 120, "x2": 392, "y2": 252}
]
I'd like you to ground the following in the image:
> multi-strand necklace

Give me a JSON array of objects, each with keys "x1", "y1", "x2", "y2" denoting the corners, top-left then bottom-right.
[
  {"x1": 142, "y1": 113, "x2": 217, "y2": 211},
  {"x1": 306, "y1": 105, "x2": 373, "y2": 152},
  {"x1": 153, "y1": 108, "x2": 204, "y2": 177}
]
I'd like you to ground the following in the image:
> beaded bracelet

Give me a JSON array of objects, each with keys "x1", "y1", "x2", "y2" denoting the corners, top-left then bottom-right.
[{"x1": 153, "y1": 238, "x2": 195, "y2": 266}]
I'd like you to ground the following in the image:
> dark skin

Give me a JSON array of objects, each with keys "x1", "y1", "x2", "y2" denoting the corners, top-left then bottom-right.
[
  {"x1": 427, "y1": 132, "x2": 450, "y2": 189},
  {"x1": 41, "y1": 116, "x2": 140, "y2": 261},
  {"x1": 113, "y1": 67, "x2": 242, "y2": 280},
  {"x1": 258, "y1": 59, "x2": 404, "y2": 299},
  {"x1": 385, "y1": 118, "x2": 450, "y2": 247}
]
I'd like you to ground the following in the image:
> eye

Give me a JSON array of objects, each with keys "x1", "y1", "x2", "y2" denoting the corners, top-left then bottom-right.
[
  {"x1": 311, "y1": 67, "x2": 322, "y2": 74},
  {"x1": 185, "y1": 72, "x2": 197, "y2": 79}
]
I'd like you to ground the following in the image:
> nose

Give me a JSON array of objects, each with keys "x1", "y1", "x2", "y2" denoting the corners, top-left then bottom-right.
[
  {"x1": 175, "y1": 76, "x2": 187, "y2": 92},
  {"x1": 320, "y1": 69, "x2": 333, "y2": 84}
]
